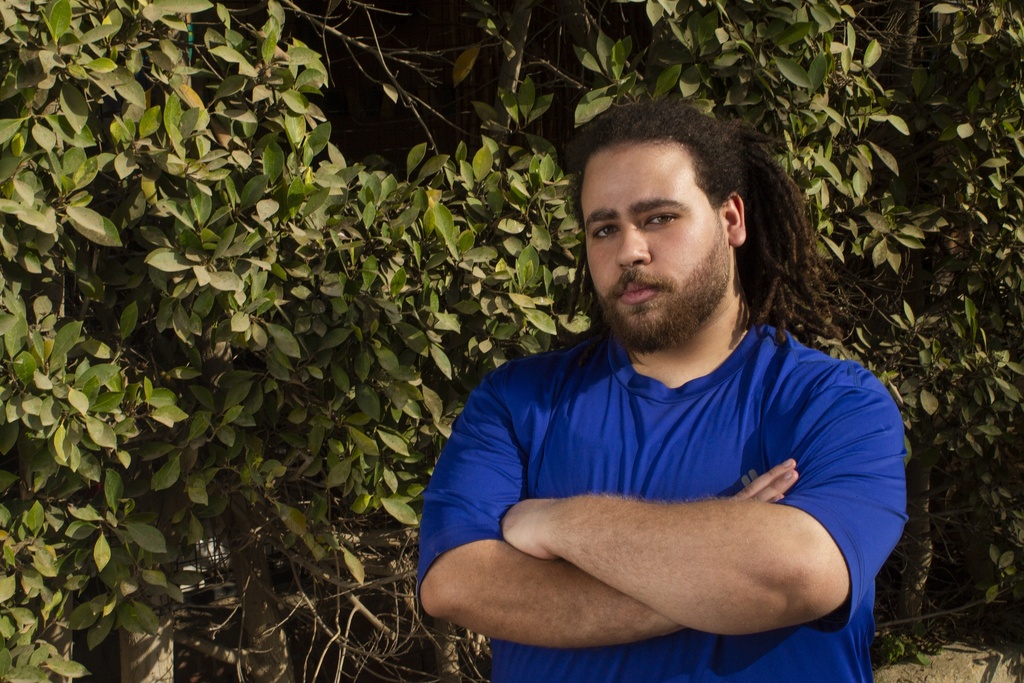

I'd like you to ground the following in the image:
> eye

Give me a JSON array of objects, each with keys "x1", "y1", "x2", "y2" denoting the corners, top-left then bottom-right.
[
  {"x1": 590, "y1": 224, "x2": 617, "y2": 238},
  {"x1": 647, "y1": 213, "x2": 676, "y2": 226}
]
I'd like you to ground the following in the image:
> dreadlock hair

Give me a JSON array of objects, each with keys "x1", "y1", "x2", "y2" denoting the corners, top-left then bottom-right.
[{"x1": 565, "y1": 98, "x2": 840, "y2": 344}]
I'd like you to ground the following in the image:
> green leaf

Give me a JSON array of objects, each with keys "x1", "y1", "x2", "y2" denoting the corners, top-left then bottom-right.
[
  {"x1": 343, "y1": 548, "x2": 365, "y2": 584},
  {"x1": 919, "y1": 390, "x2": 939, "y2": 415},
  {"x1": 87, "y1": 614, "x2": 114, "y2": 650},
  {"x1": 52, "y1": 320, "x2": 83, "y2": 363},
  {"x1": 867, "y1": 141, "x2": 900, "y2": 175},
  {"x1": 151, "y1": 455, "x2": 180, "y2": 491},
  {"x1": 452, "y1": 44, "x2": 480, "y2": 86},
  {"x1": 430, "y1": 204, "x2": 459, "y2": 258},
  {"x1": 120, "y1": 302, "x2": 139, "y2": 339},
  {"x1": 575, "y1": 95, "x2": 613, "y2": 126},
  {"x1": 208, "y1": 271, "x2": 243, "y2": 292},
  {"x1": 281, "y1": 90, "x2": 309, "y2": 114},
  {"x1": 406, "y1": 142, "x2": 427, "y2": 176},
  {"x1": 44, "y1": 659, "x2": 89, "y2": 678},
  {"x1": 885, "y1": 115, "x2": 910, "y2": 136},
  {"x1": 145, "y1": 249, "x2": 194, "y2": 272},
  {"x1": 0, "y1": 468, "x2": 18, "y2": 490},
  {"x1": 0, "y1": 575, "x2": 15, "y2": 602},
  {"x1": 85, "y1": 58, "x2": 117, "y2": 73},
  {"x1": 381, "y1": 497, "x2": 418, "y2": 525},
  {"x1": 240, "y1": 175, "x2": 269, "y2": 209},
  {"x1": 472, "y1": 145, "x2": 493, "y2": 181},
  {"x1": 355, "y1": 385, "x2": 381, "y2": 421},
  {"x1": 5, "y1": 666, "x2": 49, "y2": 683},
  {"x1": 278, "y1": 503, "x2": 307, "y2": 536},
  {"x1": 284, "y1": 113, "x2": 306, "y2": 148},
  {"x1": 13, "y1": 351, "x2": 36, "y2": 384},
  {"x1": 523, "y1": 308, "x2": 557, "y2": 335},
  {"x1": 430, "y1": 344, "x2": 453, "y2": 379},
  {"x1": 346, "y1": 426, "x2": 379, "y2": 456},
  {"x1": 138, "y1": 106, "x2": 162, "y2": 137},
  {"x1": 775, "y1": 58, "x2": 811, "y2": 88},
  {"x1": 863, "y1": 40, "x2": 882, "y2": 69},
  {"x1": 776, "y1": 22, "x2": 812, "y2": 47},
  {"x1": 105, "y1": 469, "x2": 124, "y2": 509},
  {"x1": 433, "y1": 311, "x2": 460, "y2": 333},
  {"x1": 997, "y1": 550, "x2": 1014, "y2": 569},
  {"x1": 152, "y1": 0, "x2": 213, "y2": 13},
  {"x1": 68, "y1": 599, "x2": 102, "y2": 630},
  {"x1": 67, "y1": 207, "x2": 122, "y2": 247},
  {"x1": 808, "y1": 54, "x2": 828, "y2": 92},
  {"x1": 654, "y1": 64, "x2": 681, "y2": 97},
  {"x1": 378, "y1": 430, "x2": 409, "y2": 457},
  {"x1": 124, "y1": 522, "x2": 167, "y2": 554},
  {"x1": 26, "y1": 501, "x2": 45, "y2": 533},
  {"x1": 0, "y1": 118, "x2": 26, "y2": 145},
  {"x1": 93, "y1": 534, "x2": 111, "y2": 572},
  {"x1": 132, "y1": 601, "x2": 160, "y2": 634},
  {"x1": 266, "y1": 323, "x2": 301, "y2": 358},
  {"x1": 68, "y1": 388, "x2": 90, "y2": 415},
  {"x1": 85, "y1": 416, "x2": 117, "y2": 449},
  {"x1": 47, "y1": 0, "x2": 72, "y2": 41},
  {"x1": 326, "y1": 460, "x2": 351, "y2": 489},
  {"x1": 263, "y1": 142, "x2": 284, "y2": 182}
]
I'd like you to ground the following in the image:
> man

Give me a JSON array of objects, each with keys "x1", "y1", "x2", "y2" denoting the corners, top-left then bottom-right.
[{"x1": 418, "y1": 99, "x2": 907, "y2": 682}]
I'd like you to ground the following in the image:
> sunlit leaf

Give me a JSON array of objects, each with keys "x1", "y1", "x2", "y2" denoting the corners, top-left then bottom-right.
[{"x1": 381, "y1": 497, "x2": 418, "y2": 526}]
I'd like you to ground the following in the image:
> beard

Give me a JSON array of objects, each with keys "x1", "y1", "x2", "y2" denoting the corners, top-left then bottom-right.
[{"x1": 596, "y1": 233, "x2": 732, "y2": 355}]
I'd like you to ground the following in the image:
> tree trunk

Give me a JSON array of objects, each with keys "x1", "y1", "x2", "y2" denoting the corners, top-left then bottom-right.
[
  {"x1": 42, "y1": 615, "x2": 72, "y2": 683},
  {"x1": 433, "y1": 618, "x2": 461, "y2": 683},
  {"x1": 875, "y1": 0, "x2": 945, "y2": 590},
  {"x1": 897, "y1": 452, "x2": 932, "y2": 619},
  {"x1": 119, "y1": 613, "x2": 174, "y2": 683},
  {"x1": 229, "y1": 521, "x2": 296, "y2": 683}
]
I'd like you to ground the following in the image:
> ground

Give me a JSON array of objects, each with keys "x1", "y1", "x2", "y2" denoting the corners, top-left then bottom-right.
[{"x1": 875, "y1": 642, "x2": 1023, "y2": 683}]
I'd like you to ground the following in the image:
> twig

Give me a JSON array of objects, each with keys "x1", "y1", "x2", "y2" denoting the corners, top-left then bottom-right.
[{"x1": 876, "y1": 597, "x2": 995, "y2": 628}]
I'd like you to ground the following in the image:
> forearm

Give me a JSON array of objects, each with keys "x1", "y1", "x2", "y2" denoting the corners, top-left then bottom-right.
[
  {"x1": 420, "y1": 539, "x2": 680, "y2": 647},
  {"x1": 512, "y1": 497, "x2": 849, "y2": 635}
]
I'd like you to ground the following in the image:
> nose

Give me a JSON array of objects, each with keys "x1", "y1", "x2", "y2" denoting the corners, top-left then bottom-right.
[{"x1": 617, "y1": 226, "x2": 651, "y2": 268}]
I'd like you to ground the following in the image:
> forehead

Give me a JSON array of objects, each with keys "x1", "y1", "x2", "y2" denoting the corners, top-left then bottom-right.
[{"x1": 580, "y1": 142, "x2": 705, "y2": 211}]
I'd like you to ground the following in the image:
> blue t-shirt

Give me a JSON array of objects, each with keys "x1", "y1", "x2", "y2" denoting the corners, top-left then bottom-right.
[{"x1": 419, "y1": 327, "x2": 907, "y2": 682}]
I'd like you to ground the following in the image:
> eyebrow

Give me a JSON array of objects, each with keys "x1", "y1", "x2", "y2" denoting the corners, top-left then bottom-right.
[{"x1": 583, "y1": 198, "x2": 688, "y2": 230}]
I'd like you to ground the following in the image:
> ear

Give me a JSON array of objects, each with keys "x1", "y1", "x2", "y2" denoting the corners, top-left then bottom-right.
[{"x1": 720, "y1": 193, "x2": 746, "y2": 248}]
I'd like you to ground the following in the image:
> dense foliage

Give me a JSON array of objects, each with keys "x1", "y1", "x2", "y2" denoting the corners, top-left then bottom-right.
[{"x1": 0, "y1": 0, "x2": 1021, "y2": 680}]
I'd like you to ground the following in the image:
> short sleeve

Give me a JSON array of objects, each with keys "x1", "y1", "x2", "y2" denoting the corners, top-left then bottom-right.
[
  {"x1": 416, "y1": 368, "x2": 530, "y2": 592},
  {"x1": 773, "y1": 363, "x2": 908, "y2": 628}
]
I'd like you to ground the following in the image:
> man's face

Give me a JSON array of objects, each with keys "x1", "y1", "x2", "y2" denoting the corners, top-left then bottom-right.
[{"x1": 581, "y1": 142, "x2": 746, "y2": 354}]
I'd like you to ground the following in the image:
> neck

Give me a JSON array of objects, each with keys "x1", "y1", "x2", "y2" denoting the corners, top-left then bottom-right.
[{"x1": 627, "y1": 288, "x2": 750, "y2": 390}]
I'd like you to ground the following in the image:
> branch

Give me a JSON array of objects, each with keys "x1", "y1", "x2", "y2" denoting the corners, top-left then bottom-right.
[
  {"x1": 173, "y1": 631, "x2": 241, "y2": 666},
  {"x1": 280, "y1": 0, "x2": 465, "y2": 147},
  {"x1": 876, "y1": 596, "x2": 996, "y2": 629}
]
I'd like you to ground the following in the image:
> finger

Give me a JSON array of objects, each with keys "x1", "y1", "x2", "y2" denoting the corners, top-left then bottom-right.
[{"x1": 735, "y1": 459, "x2": 798, "y2": 502}]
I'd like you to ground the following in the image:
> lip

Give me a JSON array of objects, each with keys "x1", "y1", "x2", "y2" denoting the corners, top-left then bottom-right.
[{"x1": 618, "y1": 286, "x2": 659, "y2": 306}]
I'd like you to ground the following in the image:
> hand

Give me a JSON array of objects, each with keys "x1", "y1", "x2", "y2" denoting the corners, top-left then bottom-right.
[
  {"x1": 501, "y1": 498, "x2": 562, "y2": 561},
  {"x1": 734, "y1": 459, "x2": 798, "y2": 502}
]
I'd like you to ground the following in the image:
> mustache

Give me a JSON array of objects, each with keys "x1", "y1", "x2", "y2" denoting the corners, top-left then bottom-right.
[{"x1": 610, "y1": 269, "x2": 674, "y2": 298}]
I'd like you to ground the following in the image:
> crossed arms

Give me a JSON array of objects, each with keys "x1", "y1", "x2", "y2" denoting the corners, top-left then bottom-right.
[{"x1": 420, "y1": 460, "x2": 851, "y2": 648}]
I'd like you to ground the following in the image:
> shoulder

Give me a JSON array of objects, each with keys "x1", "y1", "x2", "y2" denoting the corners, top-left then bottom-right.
[
  {"x1": 748, "y1": 327, "x2": 900, "y2": 429},
  {"x1": 753, "y1": 327, "x2": 890, "y2": 396},
  {"x1": 480, "y1": 336, "x2": 608, "y2": 404},
  {"x1": 449, "y1": 337, "x2": 611, "y2": 457}
]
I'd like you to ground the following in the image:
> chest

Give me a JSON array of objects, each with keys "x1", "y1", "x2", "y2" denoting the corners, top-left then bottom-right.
[{"x1": 527, "y1": 382, "x2": 767, "y2": 500}]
